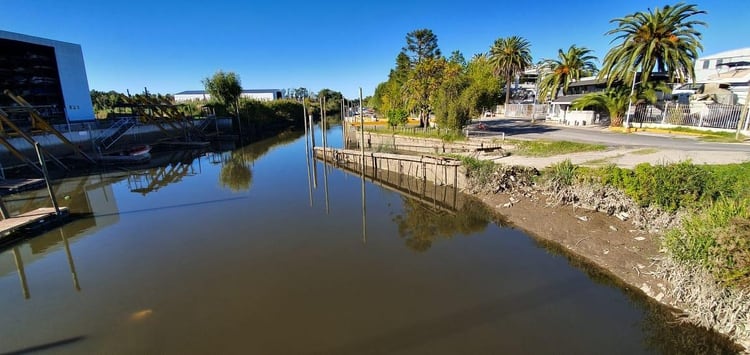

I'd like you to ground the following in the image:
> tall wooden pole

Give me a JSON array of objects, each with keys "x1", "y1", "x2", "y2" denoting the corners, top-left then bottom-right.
[
  {"x1": 341, "y1": 95, "x2": 346, "y2": 149},
  {"x1": 359, "y1": 88, "x2": 367, "y2": 244},
  {"x1": 303, "y1": 100, "x2": 313, "y2": 206},
  {"x1": 34, "y1": 142, "x2": 60, "y2": 215},
  {"x1": 60, "y1": 228, "x2": 81, "y2": 291},
  {"x1": 13, "y1": 247, "x2": 29, "y2": 299}
]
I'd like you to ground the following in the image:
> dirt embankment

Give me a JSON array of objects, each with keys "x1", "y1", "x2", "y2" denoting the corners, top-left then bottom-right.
[
  {"x1": 465, "y1": 166, "x2": 673, "y2": 303},
  {"x1": 465, "y1": 165, "x2": 749, "y2": 352}
]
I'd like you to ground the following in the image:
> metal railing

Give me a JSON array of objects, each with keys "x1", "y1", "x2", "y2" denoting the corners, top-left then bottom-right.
[
  {"x1": 504, "y1": 104, "x2": 547, "y2": 119},
  {"x1": 632, "y1": 103, "x2": 749, "y2": 130}
]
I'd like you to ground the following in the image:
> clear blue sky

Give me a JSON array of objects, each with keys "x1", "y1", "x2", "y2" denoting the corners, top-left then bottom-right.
[{"x1": 2, "y1": 0, "x2": 747, "y2": 99}]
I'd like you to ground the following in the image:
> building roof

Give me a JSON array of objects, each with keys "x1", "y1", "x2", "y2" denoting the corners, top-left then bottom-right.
[
  {"x1": 700, "y1": 48, "x2": 750, "y2": 60},
  {"x1": 567, "y1": 77, "x2": 607, "y2": 88},
  {"x1": 0, "y1": 30, "x2": 80, "y2": 48},
  {"x1": 174, "y1": 89, "x2": 281, "y2": 95},
  {"x1": 175, "y1": 90, "x2": 207, "y2": 95},
  {"x1": 551, "y1": 94, "x2": 586, "y2": 104}
]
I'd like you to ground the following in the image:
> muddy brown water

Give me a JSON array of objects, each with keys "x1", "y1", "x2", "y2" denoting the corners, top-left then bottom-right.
[{"x1": 0, "y1": 126, "x2": 740, "y2": 354}]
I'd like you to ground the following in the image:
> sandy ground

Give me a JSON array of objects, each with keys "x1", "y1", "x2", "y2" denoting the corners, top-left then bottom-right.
[{"x1": 483, "y1": 146, "x2": 750, "y2": 169}]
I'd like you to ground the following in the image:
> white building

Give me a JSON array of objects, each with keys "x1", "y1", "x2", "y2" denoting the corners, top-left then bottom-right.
[
  {"x1": 688, "y1": 48, "x2": 750, "y2": 104},
  {"x1": 0, "y1": 30, "x2": 95, "y2": 122},
  {"x1": 174, "y1": 89, "x2": 282, "y2": 103},
  {"x1": 694, "y1": 48, "x2": 750, "y2": 83}
]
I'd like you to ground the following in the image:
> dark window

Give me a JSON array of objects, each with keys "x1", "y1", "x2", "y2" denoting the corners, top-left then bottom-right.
[{"x1": 702, "y1": 60, "x2": 710, "y2": 69}]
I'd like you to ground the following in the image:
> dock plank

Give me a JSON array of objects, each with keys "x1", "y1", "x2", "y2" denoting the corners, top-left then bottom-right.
[
  {"x1": 0, "y1": 178, "x2": 45, "y2": 194},
  {"x1": 0, "y1": 207, "x2": 69, "y2": 236}
]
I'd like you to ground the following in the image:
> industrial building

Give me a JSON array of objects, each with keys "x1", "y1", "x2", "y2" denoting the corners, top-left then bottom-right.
[
  {"x1": 0, "y1": 30, "x2": 95, "y2": 124},
  {"x1": 174, "y1": 89, "x2": 283, "y2": 102}
]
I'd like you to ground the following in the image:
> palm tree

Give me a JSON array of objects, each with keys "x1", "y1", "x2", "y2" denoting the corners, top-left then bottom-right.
[
  {"x1": 573, "y1": 82, "x2": 671, "y2": 127},
  {"x1": 538, "y1": 45, "x2": 598, "y2": 102},
  {"x1": 599, "y1": 3, "x2": 706, "y2": 86},
  {"x1": 572, "y1": 87, "x2": 631, "y2": 127},
  {"x1": 488, "y1": 36, "x2": 532, "y2": 112}
]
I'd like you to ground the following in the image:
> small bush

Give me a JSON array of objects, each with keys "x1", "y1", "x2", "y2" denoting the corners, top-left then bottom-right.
[
  {"x1": 387, "y1": 109, "x2": 409, "y2": 128},
  {"x1": 545, "y1": 159, "x2": 578, "y2": 188}
]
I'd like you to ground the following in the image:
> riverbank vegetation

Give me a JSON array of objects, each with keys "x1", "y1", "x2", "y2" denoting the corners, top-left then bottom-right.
[
  {"x1": 461, "y1": 157, "x2": 750, "y2": 347},
  {"x1": 542, "y1": 160, "x2": 750, "y2": 288}
]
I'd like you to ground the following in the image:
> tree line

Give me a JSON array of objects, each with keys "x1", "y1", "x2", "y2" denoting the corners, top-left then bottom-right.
[{"x1": 371, "y1": 2, "x2": 706, "y2": 129}]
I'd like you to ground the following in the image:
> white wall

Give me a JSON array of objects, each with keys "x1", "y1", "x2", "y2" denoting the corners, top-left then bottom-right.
[
  {"x1": 694, "y1": 48, "x2": 750, "y2": 82},
  {"x1": 55, "y1": 43, "x2": 95, "y2": 121},
  {"x1": 241, "y1": 92, "x2": 275, "y2": 101},
  {"x1": 174, "y1": 94, "x2": 209, "y2": 102}
]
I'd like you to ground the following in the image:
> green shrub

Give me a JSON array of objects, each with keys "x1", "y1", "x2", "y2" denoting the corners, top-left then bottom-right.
[
  {"x1": 664, "y1": 198, "x2": 750, "y2": 288},
  {"x1": 545, "y1": 159, "x2": 578, "y2": 187},
  {"x1": 588, "y1": 161, "x2": 719, "y2": 212},
  {"x1": 387, "y1": 109, "x2": 409, "y2": 128}
]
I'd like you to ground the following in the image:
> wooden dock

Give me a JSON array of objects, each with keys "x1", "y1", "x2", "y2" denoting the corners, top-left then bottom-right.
[
  {"x1": 0, "y1": 207, "x2": 69, "y2": 239},
  {"x1": 0, "y1": 178, "x2": 45, "y2": 195}
]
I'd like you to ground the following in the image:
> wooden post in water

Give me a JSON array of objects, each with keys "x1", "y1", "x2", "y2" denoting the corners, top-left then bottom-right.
[
  {"x1": 303, "y1": 99, "x2": 309, "y2": 147},
  {"x1": 0, "y1": 196, "x2": 9, "y2": 219},
  {"x1": 60, "y1": 228, "x2": 81, "y2": 291},
  {"x1": 359, "y1": 87, "x2": 367, "y2": 244},
  {"x1": 341, "y1": 95, "x2": 346, "y2": 149},
  {"x1": 303, "y1": 101, "x2": 313, "y2": 206},
  {"x1": 34, "y1": 142, "x2": 60, "y2": 215},
  {"x1": 319, "y1": 97, "x2": 324, "y2": 152},
  {"x1": 322, "y1": 96, "x2": 328, "y2": 172},
  {"x1": 12, "y1": 247, "x2": 29, "y2": 299},
  {"x1": 309, "y1": 112, "x2": 316, "y2": 149}
]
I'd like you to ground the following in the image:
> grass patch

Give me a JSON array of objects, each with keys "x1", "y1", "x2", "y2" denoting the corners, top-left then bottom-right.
[
  {"x1": 364, "y1": 126, "x2": 466, "y2": 142},
  {"x1": 581, "y1": 157, "x2": 614, "y2": 166},
  {"x1": 513, "y1": 140, "x2": 606, "y2": 157},
  {"x1": 657, "y1": 127, "x2": 746, "y2": 143},
  {"x1": 630, "y1": 148, "x2": 659, "y2": 155},
  {"x1": 445, "y1": 154, "x2": 494, "y2": 172}
]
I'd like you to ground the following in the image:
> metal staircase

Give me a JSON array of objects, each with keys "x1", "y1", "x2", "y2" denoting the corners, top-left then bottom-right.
[{"x1": 95, "y1": 117, "x2": 136, "y2": 150}]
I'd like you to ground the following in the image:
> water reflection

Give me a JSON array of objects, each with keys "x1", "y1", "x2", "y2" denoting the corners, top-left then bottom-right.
[
  {"x1": 0, "y1": 124, "x2": 741, "y2": 354},
  {"x1": 394, "y1": 197, "x2": 498, "y2": 253},
  {"x1": 127, "y1": 150, "x2": 204, "y2": 195},
  {"x1": 219, "y1": 157, "x2": 253, "y2": 191}
]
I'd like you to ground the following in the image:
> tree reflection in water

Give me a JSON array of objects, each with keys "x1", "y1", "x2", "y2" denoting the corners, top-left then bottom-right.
[
  {"x1": 393, "y1": 196, "x2": 499, "y2": 252},
  {"x1": 218, "y1": 130, "x2": 304, "y2": 192},
  {"x1": 219, "y1": 157, "x2": 253, "y2": 192}
]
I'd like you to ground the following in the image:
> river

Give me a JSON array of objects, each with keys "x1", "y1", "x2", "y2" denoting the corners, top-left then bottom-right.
[{"x1": 0, "y1": 125, "x2": 739, "y2": 354}]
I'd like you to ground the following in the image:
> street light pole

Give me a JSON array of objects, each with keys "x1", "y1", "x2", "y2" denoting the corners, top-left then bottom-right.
[{"x1": 625, "y1": 70, "x2": 638, "y2": 129}]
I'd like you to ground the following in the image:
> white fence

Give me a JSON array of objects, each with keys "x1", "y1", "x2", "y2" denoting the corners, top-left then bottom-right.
[
  {"x1": 632, "y1": 102, "x2": 749, "y2": 130},
  {"x1": 506, "y1": 102, "x2": 749, "y2": 131},
  {"x1": 504, "y1": 104, "x2": 547, "y2": 120}
]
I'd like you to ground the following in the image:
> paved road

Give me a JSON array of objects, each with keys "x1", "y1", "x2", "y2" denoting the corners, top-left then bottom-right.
[{"x1": 472, "y1": 118, "x2": 750, "y2": 152}]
